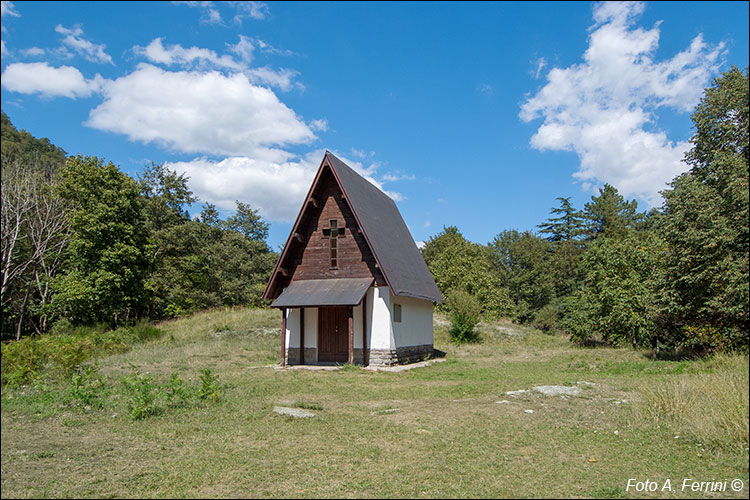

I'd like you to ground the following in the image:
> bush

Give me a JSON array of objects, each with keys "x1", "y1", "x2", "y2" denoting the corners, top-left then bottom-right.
[
  {"x1": 447, "y1": 290, "x2": 481, "y2": 344},
  {"x1": 197, "y1": 368, "x2": 221, "y2": 402},
  {"x1": 533, "y1": 303, "x2": 559, "y2": 333},
  {"x1": 1, "y1": 322, "x2": 164, "y2": 387},
  {"x1": 121, "y1": 369, "x2": 160, "y2": 420},
  {"x1": 68, "y1": 365, "x2": 107, "y2": 409}
]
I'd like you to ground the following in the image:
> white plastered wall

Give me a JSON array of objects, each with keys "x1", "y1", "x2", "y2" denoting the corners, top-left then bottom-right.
[
  {"x1": 368, "y1": 286, "x2": 394, "y2": 349},
  {"x1": 284, "y1": 307, "x2": 319, "y2": 349},
  {"x1": 389, "y1": 294, "x2": 434, "y2": 348},
  {"x1": 283, "y1": 286, "x2": 432, "y2": 353}
]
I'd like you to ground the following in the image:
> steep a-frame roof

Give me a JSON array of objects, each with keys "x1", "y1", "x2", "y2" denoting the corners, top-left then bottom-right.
[{"x1": 263, "y1": 151, "x2": 443, "y2": 303}]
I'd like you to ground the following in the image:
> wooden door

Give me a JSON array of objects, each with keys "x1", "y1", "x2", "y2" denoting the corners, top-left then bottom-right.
[{"x1": 318, "y1": 306, "x2": 349, "y2": 362}]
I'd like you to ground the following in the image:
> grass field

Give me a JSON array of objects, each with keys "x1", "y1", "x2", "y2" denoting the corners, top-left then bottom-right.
[{"x1": 1, "y1": 308, "x2": 748, "y2": 498}]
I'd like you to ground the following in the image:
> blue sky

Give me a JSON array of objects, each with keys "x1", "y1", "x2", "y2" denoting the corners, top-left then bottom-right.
[{"x1": 2, "y1": 1, "x2": 748, "y2": 250}]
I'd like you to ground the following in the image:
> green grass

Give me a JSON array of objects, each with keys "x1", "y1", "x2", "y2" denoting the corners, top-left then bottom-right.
[{"x1": 1, "y1": 308, "x2": 748, "y2": 498}]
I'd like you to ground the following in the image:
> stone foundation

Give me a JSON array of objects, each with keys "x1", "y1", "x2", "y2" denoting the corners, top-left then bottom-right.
[
  {"x1": 285, "y1": 347, "x2": 318, "y2": 365},
  {"x1": 367, "y1": 344, "x2": 435, "y2": 366},
  {"x1": 285, "y1": 345, "x2": 434, "y2": 366}
]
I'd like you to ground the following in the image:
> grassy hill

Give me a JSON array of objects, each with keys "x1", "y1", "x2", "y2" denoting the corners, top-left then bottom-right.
[{"x1": 2, "y1": 308, "x2": 748, "y2": 498}]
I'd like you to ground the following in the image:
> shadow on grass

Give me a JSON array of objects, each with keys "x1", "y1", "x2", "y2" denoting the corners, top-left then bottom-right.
[{"x1": 642, "y1": 348, "x2": 703, "y2": 361}]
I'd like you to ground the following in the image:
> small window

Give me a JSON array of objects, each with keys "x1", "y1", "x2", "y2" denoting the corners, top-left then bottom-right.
[
  {"x1": 329, "y1": 219, "x2": 338, "y2": 268},
  {"x1": 393, "y1": 303, "x2": 402, "y2": 323}
]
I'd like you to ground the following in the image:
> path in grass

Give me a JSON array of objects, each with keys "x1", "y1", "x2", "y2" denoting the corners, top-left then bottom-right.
[{"x1": 1, "y1": 308, "x2": 748, "y2": 498}]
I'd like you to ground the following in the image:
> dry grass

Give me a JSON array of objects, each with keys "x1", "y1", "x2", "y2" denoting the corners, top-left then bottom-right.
[
  {"x1": 1, "y1": 308, "x2": 748, "y2": 498},
  {"x1": 634, "y1": 354, "x2": 749, "y2": 451}
]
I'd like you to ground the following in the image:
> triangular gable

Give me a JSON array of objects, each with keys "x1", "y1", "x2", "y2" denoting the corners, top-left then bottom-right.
[{"x1": 263, "y1": 152, "x2": 443, "y2": 303}]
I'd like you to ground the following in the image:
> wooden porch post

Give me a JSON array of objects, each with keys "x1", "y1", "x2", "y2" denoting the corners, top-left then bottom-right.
[
  {"x1": 362, "y1": 295, "x2": 368, "y2": 366},
  {"x1": 347, "y1": 306, "x2": 354, "y2": 364},
  {"x1": 299, "y1": 308, "x2": 305, "y2": 365},
  {"x1": 280, "y1": 308, "x2": 286, "y2": 367}
]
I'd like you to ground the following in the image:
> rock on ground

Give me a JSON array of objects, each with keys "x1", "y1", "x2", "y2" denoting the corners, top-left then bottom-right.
[
  {"x1": 532, "y1": 385, "x2": 582, "y2": 397},
  {"x1": 273, "y1": 406, "x2": 316, "y2": 418}
]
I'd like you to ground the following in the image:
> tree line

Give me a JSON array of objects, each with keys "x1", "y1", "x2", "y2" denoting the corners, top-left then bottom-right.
[
  {"x1": 2, "y1": 67, "x2": 746, "y2": 354},
  {"x1": 422, "y1": 67, "x2": 748, "y2": 353},
  {"x1": 1, "y1": 112, "x2": 276, "y2": 340}
]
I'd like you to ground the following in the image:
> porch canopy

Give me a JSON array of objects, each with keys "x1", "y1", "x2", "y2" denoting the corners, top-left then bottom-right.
[{"x1": 271, "y1": 277, "x2": 373, "y2": 308}]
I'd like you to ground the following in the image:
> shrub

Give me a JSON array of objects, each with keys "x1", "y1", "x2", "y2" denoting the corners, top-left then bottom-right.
[
  {"x1": 533, "y1": 303, "x2": 560, "y2": 333},
  {"x1": 1, "y1": 322, "x2": 164, "y2": 387},
  {"x1": 68, "y1": 365, "x2": 107, "y2": 409},
  {"x1": 121, "y1": 369, "x2": 160, "y2": 420},
  {"x1": 165, "y1": 373, "x2": 192, "y2": 408},
  {"x1": 447, "y1": 289, "x2": 481, "y2": 344},
  {"x1": 197, "y1": 368, "x2": 221, "y2": 402}
]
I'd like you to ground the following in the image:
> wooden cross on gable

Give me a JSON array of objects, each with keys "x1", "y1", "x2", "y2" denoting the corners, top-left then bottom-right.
[{"x1": 321, "y1": 219, "x2": 346, "y2": 238}]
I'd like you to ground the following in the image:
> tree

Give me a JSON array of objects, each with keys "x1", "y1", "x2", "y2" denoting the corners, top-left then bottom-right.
[
  {"x1": 488, "y1": 230, "x2": 554, "y2": 322},
  {"x1": 583, "y1": 184, "x2": 644, "y2": 240},
  {"x1": 659, "y1": 67, "x2": 749, "y2": 352},
  {"x1": 224, "y1": 201, "x2": 269, "y2": 244},
  {"x1": 199, "y1": 203, "x2": 221, "y2": 226},
  {"x1": 422, "y1": 226, "x2": 514, "y2": 320},
  {"x1": 560, "y1": 231, "x2": 666, "y2": 348},
  {"x1": 52, "y1": 156, "x2": 150, "y2": 326},
  {"x1": 138, "y1": 162, "x2": 196, "y2": 233},
  {"x1": 1, "y1": 112, "x2": 70, "y2": 339},
  {"x1": 537, "y1": 197, "x2": 585, "y2": 242}
]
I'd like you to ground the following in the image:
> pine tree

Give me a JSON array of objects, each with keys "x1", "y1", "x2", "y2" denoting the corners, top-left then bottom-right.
[
  {"x1": 583, "y1": 184, "x2": 644, "y2": 240},
  {"x1": 537, "y1": 197, "x2": 585, "y2": 242}
]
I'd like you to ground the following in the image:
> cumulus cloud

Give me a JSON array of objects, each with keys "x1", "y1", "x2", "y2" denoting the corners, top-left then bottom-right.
[
  {"x1": 1, "y1": 62, "x2": 104, "y2": 98},
  {"x1": 134, "y1": 37, "x2": 299, "y2": 91},
  {"x1": 55, "y1": 25, "x2": 113, "y2": 65},
  {"x1": 85, "y1": 63, "x2": 315, "y2": 158},
  {"x1": 520, "y1": 1, "x2": 724, "y2": 206},
  {"x1": 166, "y1": 150, "x2": 403, "y2": 222},
  {"x1": 166, "y1": 153, "x2": 320, "y2": 222}
]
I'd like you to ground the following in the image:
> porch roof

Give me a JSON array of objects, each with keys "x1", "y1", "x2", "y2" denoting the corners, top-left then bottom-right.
[{"x1": 271, "y1": 277, "x2": 373, "y2": 308}]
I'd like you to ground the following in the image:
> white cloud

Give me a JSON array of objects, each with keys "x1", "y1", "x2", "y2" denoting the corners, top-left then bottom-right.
[
  {"x1": 135, "y1": 37, "x2": 241, "y2": 70},
  {"x1": 520, "y1": 1, "x2": 724, "y2": 207},
  {"x1": 173, "y1": 1, "x2": 269, "y2": 25},
  {"x1": 172, "y1": 1, "x2": 222, "y2": 24},
  {"x1": 134, "y1": 37, "x2": 300, "y2": 92},
  {"x1": 1, "y1": 62, "x2": 104, "y2": 98},
  {"x1": 255, "y1": 38, "x2": 295, "y2": 57},
  {"x1": 231, "y1": 1, "x2": 269, "y2": 22},
  {"x1": 55, "y1": 25, "x2": 113, "y2": 65},
  {"x1": 245, "y1": 65, "x2": 300, "y2": 92},
  {"x1": 382, "y1": 172, "x2": 416, "y2": 182},
  {"x1": 532, "y1": 57, "x2": 546, "y2": 79},
  {"x1": 1, "y1": 1, "x2": 20, "y2": 19},
  {"x1": 229, "y1": 35, "x2": 254, "y2": 64},
  {"x1": 166, "y1": 152, "x2": 320, "y2": 222},
  {"x1": 478, "y1": 83, "x2": 493, "y2": 94},
  {"x1": 0, "y1": 39, "x2": 7, "y2": 57},
  {"x1": 1, "y1": 0, "x2": 20, "y2": 34},
  {"x1": 86, "y1": 63, "x2": 315, "y2": 158},
  {"x1": 20, "y1": 46, "x2": 45, "y2": 57},
  {"x1": 308, "y1": 119, "x2": 328, "y2": 132},
  {"x1": 166, "y1": 149, "x2": 403, "y2": 222}
]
